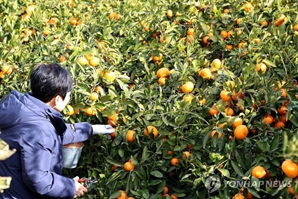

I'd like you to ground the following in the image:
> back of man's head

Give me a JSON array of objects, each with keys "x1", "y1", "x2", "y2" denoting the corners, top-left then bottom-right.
[{"x1": 30, "y1": 63, "x2": 73, "y2": 103}]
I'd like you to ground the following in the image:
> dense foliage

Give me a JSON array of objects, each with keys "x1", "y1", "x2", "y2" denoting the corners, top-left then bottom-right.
[{"x1": 1, "y1": 0, "x2": 298, "y2": 198}]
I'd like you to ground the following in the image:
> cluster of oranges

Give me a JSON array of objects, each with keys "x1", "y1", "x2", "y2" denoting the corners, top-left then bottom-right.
[
  {"x1": 230, "y1": 164, "x2": 268, "y2": 199},
  {"x1": 0, "y1": 65, "x2": 13, "y2": 78},
  {"x1": 116, "y1": 190, "x2": 134, "y2": 199},
  {"x1": 76, "y1": 53, "x2": 100, "y2": 67},
  {"x1": 198, "y1": 58, "x2": 222, "y2": 80},
  {"x1": 109, "y1": 12, "x2": 120, "y2": 21},
  {"x1": 21, "y1": 4, "x2": 36, "y2": 21},
  {"x1": 123, "y1": 125, "x2": 159, "y2": 144},
  {"x1": 261, "y1": 101, "x2": 288, "y2": 130},
  {"x1": 156, "y1": 67, "x2": 171, "y2": 85},
  {"x1": 69, "y1": 17, "x2": 82, "y2": 26}
]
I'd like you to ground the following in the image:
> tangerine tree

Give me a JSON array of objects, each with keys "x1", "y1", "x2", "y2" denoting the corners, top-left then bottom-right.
[{"x1": 1, "y1": 0, "x2": 298, "y2": 198}]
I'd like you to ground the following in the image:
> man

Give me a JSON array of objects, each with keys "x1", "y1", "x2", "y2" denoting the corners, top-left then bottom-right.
[{"x1": 0, "y1": 63, "x2": 114, "y2": 198}]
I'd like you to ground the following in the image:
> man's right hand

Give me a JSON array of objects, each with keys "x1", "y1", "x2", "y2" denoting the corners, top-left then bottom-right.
[{"x1": 73, "y1": 176, "x2": 88, "y2": 198}]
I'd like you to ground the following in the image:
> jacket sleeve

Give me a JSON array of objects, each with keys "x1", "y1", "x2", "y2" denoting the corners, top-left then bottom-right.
[
  {"x1": 20, "y1": 129, "x2": 76, "y2": 198},
  {"x1": 63, "y1": 122, "x2": 93, "y2": 145}
]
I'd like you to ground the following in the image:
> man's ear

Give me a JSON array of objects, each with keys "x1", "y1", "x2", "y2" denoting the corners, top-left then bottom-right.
[
  {"x1": 47, "y1": 95, "x2": 59, "y2": 107},
  {"x1": 54, "y1": 95, "x2": 63, "y2": 104}
]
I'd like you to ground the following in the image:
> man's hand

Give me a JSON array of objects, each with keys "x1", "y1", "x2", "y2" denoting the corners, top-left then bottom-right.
[{"x1": 73, "y1": 176, "x2": 88, "y2": 198}]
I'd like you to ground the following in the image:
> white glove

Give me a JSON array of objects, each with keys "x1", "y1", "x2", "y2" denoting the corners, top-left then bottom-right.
[{"x1": 92, "y1": 124, "x2": 114, "y2": 135}]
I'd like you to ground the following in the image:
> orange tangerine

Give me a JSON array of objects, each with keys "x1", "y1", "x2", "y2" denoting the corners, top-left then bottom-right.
[
  {"x1": 89, "y1": 92, "x2": 99, "y2": 101},
  {"x1": 187, "y1": 28, "x2": 194, "y2": 36},
  {"x1": 181, "y1": 151, "x2": 191, "y2": 160},
  {"x1": 251, "y1": 166, "x2": 266, "y2": 179},
  {"x1": 144, "y1": 126, "x2": 158, "y2": 138},
  {"x1": 211, "y1": 59, "x2": 221, "y2": 69},
  {"x1": 232, "y1": 118, "x2": 243, "y2": 128},
  {"x1": 281, "y1": 159, "x2": 298, "y2": 178},
  {"x1": 210, "y1": 130, "x2": 223, "y2": 139},
  {"x1": 170, "y1": 158, "x2": 179, "y2": 166},
  {"x1": 198, "y1": 68, "x2": 212, "y2": 80},
  {"x1": 124, "y1": 161, "x2": 135, "y2": 171},
  {"x1": 156, "y1": 67, "x2": 170, "y2": 78},
  {"x1": 158, "y1": 77, "x2": 167, "y2": 85},
  {"x1": 220, "y1": 90, "x2": 231, "y2": 102},
  {"x1": 275, "y1": 14, "x2": 286, "y2": 27},
  {"x1": 274, "y1": 121, "x2": 285, "y2": 129},
  {"x1": 233, "y1": 125, "x2": 248, "y2": 140},
  {"x1": 263, "y1": 114, "x2": 274, "y2": 125},
  {"x1": 209, "y1": 105, "x2": 219, "y2": 116},
  {"x1": 278, "y1": 105, "x2": 287, "y2": 115},
  {"x1": 126, "y1": 130, "x2": 136, "y2": 142},
  {"x1": 294, "y1": 24, "x2": 298, "y2": 31},
  {"x1": 181, "y1": 81, "x2": 194, "y2": 93},
  {"x1": 224, "y1": 107, "x2": 234, "y2": 116},
  {"x1": 255, "y1": 63, "x2": 267, "y2": 74}
]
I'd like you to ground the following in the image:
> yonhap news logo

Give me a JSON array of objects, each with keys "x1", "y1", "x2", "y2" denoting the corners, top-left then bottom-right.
[
  {"x1": 205, "y1": 175, "x2": 221, "y2": 193},
  {"x1": 205, "y1": 175, "x2": 291, "y2": 193}
]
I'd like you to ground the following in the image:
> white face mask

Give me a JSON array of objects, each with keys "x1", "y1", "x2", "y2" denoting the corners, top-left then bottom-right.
[{"x1": 52, "y1": 92, "x2": 71, "y2": 112}]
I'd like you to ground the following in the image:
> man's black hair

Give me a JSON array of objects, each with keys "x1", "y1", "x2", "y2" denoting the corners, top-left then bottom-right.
[{"x1": 30, "y1": 63, "x2": 73, "y2": 102}]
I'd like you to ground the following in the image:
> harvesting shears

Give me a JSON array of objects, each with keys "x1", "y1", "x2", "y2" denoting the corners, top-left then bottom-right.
[{"x1": 78, "y1": 178, "x2": 98, "y2": 188}]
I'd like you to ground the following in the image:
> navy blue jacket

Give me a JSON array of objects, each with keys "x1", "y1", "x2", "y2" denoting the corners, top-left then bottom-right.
[{"x1": 0, "y1": 90, "x2": 93, "y2": 199}]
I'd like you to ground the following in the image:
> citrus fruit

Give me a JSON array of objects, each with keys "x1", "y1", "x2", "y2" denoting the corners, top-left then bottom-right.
[
  {"x1": 263, "y1": 114, "x2": 274, "y2": 125},
  {"x1": 210, "y1": 130, "x2": 223, "y2": 139},
  {"x1": 116, "y1": 190, "x2": 127, "y2": 199},
  {"x1": 103, "y1": 71, "x2": 116, "y2": 82},
  {"x1": 126, "y1": 130, "x2": 136, "y2": 142},
  {"x1": 255, "y1": 63, "x2": 267, "y2": 74},
  {"x1": 232, "y1": 193, "x2": 244, "y2": 199},
  {"x1": 156, "y1": 67, "x2": 170, "y2": 78},
  {"x1": 251, "y1": 166, "x2": 266, "y2": 179},
  {"x1": 232, "y1": 118, "x2": 243, "y2": 128},
  {"x1": 224, "y1": 107, "x2": 234, "y2": 116},
  {"x1": 124, "y1": 161, "x2": 135, "y2": 171},
  {"x1": 181, "y1": 151, "x2": 191, "y2": 160},
  {"x1": 89, "y1": 92, "x2": 99, "y2": 101},
  {"x1": 144, "y1": 126, "x2": 158, "y2": 138},
  {"x1": 170, "y1": 158, "x2": 179, "y2": 166},
  {"x1": 209, "y1": 105, "x2": 219, "y2": 116},
  {"x1": 198, "y1": 68, "x2": 212, "y2": 80},
  {"x1": 281, "y1": 159, "x2": 298, "y2": 178},
  {"x1": 233, "y1": 125, "x2": 248, "y2": 140},
  {"x1": 220, "y1": 90, "x2": 231, "y2": 102},
  {"x1": 76, "y1": 56, "x2": 88, "y2": 65},
  {"x1": 181, "y1": 81, "x2": 194, "y2": 93}
]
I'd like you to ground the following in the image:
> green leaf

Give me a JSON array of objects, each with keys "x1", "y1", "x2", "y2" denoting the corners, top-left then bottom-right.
[
  {"x1": 270, "y1": 134, "x2": 280, "y2": 150},
  {"x1": 106, "y1": 171, "x2": 126, "y2": 184},
  {"x1": 235, "y1": 150, "x2": 247, "y2": 170},
  {"x1": 105, "y1": 158, "x2": 123, "y2": 167},
  {"x1": 150, "y1": 170, "x2": 163, "y2": 178},
  {"x1": 141, "y1": 146, "x2": 149, "y2": 162},
  {"x1": 200, "y1": 22, "x2": 209, "y2": 33},
  {"x1": 155, "y1": 139, "x2": 164, "y2": 152},
  {"x1": 231, "y1": 160, "x2": 244, "y2": 176},
  {"x1": 109, "y1": 190, "x2": 122, "y2": 198},
  {"x1": 289, "y1": 114, "x2": 298, "y2": 127},
  {"x1": 149, "y1": 179, "x2": 163, "y2": 185},
  {"x1": 262, "y1": 59, "x2": 276, "y2": 67},
  {"x1": 247, "y1": 187, "x2": 261, "y2": 198},
  {"x1": 202, "y1": 126, "x2": 213, "y2": 149},
  {"x1": 218, "y1": 169, "x2": 230, "y2": 177},
  {"x1": 156, "y1": 181, "x2": 166, "y2": 193},
  {"x1": 255, "y1": 140, "x2": 269, "y2": 152},
  {"x1": 250, "y1": 177, "x2": 261, "y2": 190}
]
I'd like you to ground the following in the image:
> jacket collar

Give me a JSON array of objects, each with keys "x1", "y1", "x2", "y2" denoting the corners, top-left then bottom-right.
[{"x1": 25, "y1": 92, "x2": 67, "y2": 136}]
